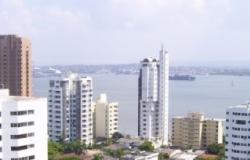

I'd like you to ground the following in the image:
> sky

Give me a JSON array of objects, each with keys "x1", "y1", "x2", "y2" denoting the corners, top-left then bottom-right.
[{"x1": 0, "y1": 0, "x2": 250, "y2": 66}]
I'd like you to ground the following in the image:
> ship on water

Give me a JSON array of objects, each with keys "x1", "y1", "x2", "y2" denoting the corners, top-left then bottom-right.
[{"x1": 169, "y1": 74, "x2": 196, "y2": 81}]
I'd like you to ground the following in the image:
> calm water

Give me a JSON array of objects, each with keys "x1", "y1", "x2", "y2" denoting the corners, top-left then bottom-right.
[{"x1": 33, "y1": 75, "x2": 250, "y2": 136}]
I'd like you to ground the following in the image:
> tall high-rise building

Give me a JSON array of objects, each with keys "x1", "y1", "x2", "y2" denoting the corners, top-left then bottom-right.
[
  {"x1": 48, "y1": 74, "x2": 94, "y2": 145},
  {"x1": 225, "y1": 105, "x2": 250, "y2": 160},
  {"x1": 94, "y1": 94, "x2": 119, "y2": 138},
  {"x1": 172, "y1": 112, "x2": 224, "y2": 149},
  {"x1": 0, "y1": 89, "x2": 47, "y2": 160},
  {"x1": 138, "y1": 46, "x2": 169, "y2": 145},
  {"x1": 0, "y1": 35, "x2": 32, "y2": 96}
]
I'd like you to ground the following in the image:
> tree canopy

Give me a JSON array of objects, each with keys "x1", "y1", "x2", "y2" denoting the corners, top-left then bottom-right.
[
  {"x1": 207, "y1": 144, "x2": 224, "y2": 155},
  {"x1": 138, "y1": 141, "x2": 154, "y2": 152},
  {"x1": 112, "y1": 132, "x2": 124, "y2": 141}
]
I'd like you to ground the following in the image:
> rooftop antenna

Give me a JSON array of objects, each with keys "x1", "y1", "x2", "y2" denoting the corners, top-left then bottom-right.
[
  {"x1": 161, "y1": 43, "x2": 164, "y2": 52},
  {"x1": 160, "y1": 43, "x2": 168, "y2": 54}
]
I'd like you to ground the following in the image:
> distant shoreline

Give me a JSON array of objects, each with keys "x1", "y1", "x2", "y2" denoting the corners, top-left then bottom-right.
[{"x1": 33, "y1": 64, "x2": 250, "y2": 77}]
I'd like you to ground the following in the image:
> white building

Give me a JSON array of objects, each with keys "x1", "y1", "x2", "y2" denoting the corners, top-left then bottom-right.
[
  {"x1": 138, "y1": 46, "x2": 169, "y2": 145},
  {"x1": 0, "y1": 89, "x2": 47, "y2": 160},
  {"x1": 124, "y1": 151, "x2": 159, "y2": 160},
  {"x1": 225, "y1": 104, "x2": 250, "y2": 160},
  {"x1": 94, "y1": 94, "x2": 118, "y2": 138},
  {"x1": 48, "y1": 74, "x2": 94, "y2": 145}
]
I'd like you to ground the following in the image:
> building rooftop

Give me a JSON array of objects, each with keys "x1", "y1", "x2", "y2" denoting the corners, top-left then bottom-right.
[
  {"x1": 204, "y1": 118, "x2": 225, "y2": 121},
  {"x1": 51, "y1": 73, "x2": 92, "y2": 81},
  {"x1": 173, "y1": 112, "x2": 224, "y2": 121},
  {"x1": 141, "y1": 58, "x2": 158, "y2": 63},
  {"x1": 170, "y1": 152, "x2": 198, "y2": 160},
  {"x1": 228, "y1": 104, "x2": 250, "y2": 109},
  {"x1": 124, "y1": 151, "x2": 159, "y2": 160}
]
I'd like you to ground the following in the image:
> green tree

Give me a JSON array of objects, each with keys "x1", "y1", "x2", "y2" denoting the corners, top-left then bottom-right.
[
  {"x1": 116, "y1": 149, "x2": 125, "y2": 159},
  {"x1": 104, "y1": 148, "x2": 125, "y2": 159},
  {"x1": 92, "y1": 154, "x2": 104, "y2": 160},
  {"x1": 63, "y1": 140, "x2": 86, "y2": 155},
  {"x1": 112, "y1": 132, "x2": 124, "y2": 142},
  {"x1": 72, "y1": 140, "x2": 86, "y2": 154},
  {"x1": 218, "y1": 147, "x2": 225, "y2": 160},
  {"x1": 159, "y1": 153, "x2": 169, "y2": 160},
  {"x1": 139, "y1": 141, "x2": 154, "y2": 152},
  {"x1": 48, "y1": 141, "x2": 63, "y2": 160},
  {"x1": 207, "y1": 143, "x2": 224, "y2": 155}
]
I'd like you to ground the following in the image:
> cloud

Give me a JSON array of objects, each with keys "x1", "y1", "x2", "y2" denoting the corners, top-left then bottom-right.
[
  {"x1": 0, "y1": 0, "x2": 250, "y2": 65},
  {"x1": 0, "y1": 0, "x2": 91, "y2": 34}
]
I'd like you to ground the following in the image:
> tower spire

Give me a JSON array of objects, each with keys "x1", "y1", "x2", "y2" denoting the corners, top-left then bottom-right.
[
  {"x1": 160, "y1": 44, "x2": 168, "y2": 54},
  {"x1": 161, "y1": 43, "x2": 164, "y2": 52}
]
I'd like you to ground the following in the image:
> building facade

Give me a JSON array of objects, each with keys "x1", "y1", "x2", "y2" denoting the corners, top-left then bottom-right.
[
  {"x1": 0, "y1": 35, "x2": 32, "y2": 96},
  {"x1": 172, "y1": 112, "x2": 224, "y2": 149},
  {"x1": 138, "y1": 47, "x2": 169, "y2": 145},
  {"x1": 48, "y1": 74, "x2": 94, "y2": 145},
  {"x1": 202, "y1": 118, "x2": 224, "y2": 148},
  {"x1": 225, "y1": 105, "x2": 250, "y2": 160},
  {"x1": 0, "y1": 89, "x2": 47, "y2": 160},
  {"x1": 94, "y1": 94, "x2": 118, "y2": 138}
]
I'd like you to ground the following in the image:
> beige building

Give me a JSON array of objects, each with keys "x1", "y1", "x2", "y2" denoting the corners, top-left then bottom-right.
[
  {"x1": 0, "y1": 35, "x2": 32, "y2": 96},
  {"x1": 202, "y1": 118, "x2": 224, "y2": 148},
  {"x1": 172, "y1": 112, "x2": 224, "y2": 149},
  {"x1": 94, "y1": 94, "x2": 118, "y2": 138}
]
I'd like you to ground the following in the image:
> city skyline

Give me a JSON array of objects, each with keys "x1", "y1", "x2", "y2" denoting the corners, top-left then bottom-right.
[
  {"x1": 0, "y1": 0, "x2": 249, "y2": 159},
  {"x1": 0, "y1": 0, "x2": 250, "y2": 66}
]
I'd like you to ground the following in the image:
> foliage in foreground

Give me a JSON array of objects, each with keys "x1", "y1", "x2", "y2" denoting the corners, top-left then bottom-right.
[
  {"x1": 48, "y1": 141, "x2": 63, "y2": 160},
  {"x1": 92, "y1": 154, "x2": 104, "y2": 160},
  {"x1": 138, "y1": 141, "x2": 155, "y2": 152},
  {"x1": 104, "y1": 148, "x2": 125, "y2": 158},
  {"x1": 207, "y1": 143, "x2": 225, "y2": 160},
  {"x1": 207, "y1": 143, "x2": 224, "y2": 155},
  {"x1": 48, "y1": 140, "x2": 86, "y2": 160},
  {"x1": 158, "y1": 152, "x2": 170, "y2": 160}
]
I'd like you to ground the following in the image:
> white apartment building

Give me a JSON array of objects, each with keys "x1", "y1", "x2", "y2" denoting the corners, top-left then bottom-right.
[
  {"x1": 225, "y1": 105, "x2": 250, "y2": 160},
  {"x1": 0, "y1": 89, "x2": 47, "y2": 160},
  {"x1": 94, "y1": 94, "x2": 118, "y2": 138},
  {"x1": 172, "y1": 112, "x2": 224, "y2": 149},
  {"x1": 138, "y1": 46, "x2": 169, "y2": 145},
  {"x1": 48, "y1": 74, "x2": 94, "y2": 145}
]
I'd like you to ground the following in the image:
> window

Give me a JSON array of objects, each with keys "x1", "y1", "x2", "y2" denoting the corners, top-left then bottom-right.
[
  {"x1": 11, "y1": 121, "x2": 34, "y2": 128},
  {"x1": 11, "y1": 110, "x2": 34, "y2": 116},
  {"x1": 11, "y1": 155, "x2": 35, "y2": 160},
  {"x1": 11, "y1": 133, "x2": 34, "y2": 139},
  {"x1": 236, "y1": 120, "x2": 246, "y2": 125},
  {"x1": 28, "y1": 110, "x2": 34, "y2": 114},
  {"x1": 10, "y1": 111, "x2": 27, "y2": 116},
  {"x1": 11, "y1": 144, "x2": 34, "y2": 151}
]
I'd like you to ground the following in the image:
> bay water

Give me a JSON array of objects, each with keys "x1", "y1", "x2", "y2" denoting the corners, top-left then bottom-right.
[{"x1": 33, "y1": 74, "x2": 250, "y2": 136}]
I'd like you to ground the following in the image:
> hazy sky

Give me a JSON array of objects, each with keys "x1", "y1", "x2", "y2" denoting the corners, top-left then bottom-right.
[{"x1": 0, "y1": 0, "x2": 250, "y2": 66}]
